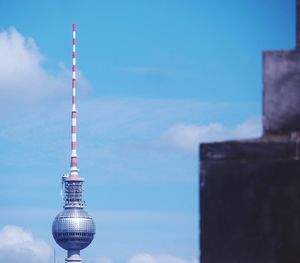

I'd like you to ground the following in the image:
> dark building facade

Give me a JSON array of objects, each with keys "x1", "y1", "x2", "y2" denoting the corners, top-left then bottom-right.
[{"x1": 200, "y1": 1, "x2": 300, "y2": 263}]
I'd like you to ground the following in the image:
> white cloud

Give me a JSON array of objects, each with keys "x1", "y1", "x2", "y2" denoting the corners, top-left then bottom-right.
[
  {"x1": 93, "y1": 254, "x2": 198, "y2": 263},
  {"x1": 0, "y1": 27, "x2": 63, "y2": 101},
  {"x1": 128, "y1": 254, "x2": 198, "y2": 263},
  {"x1": 0, "y1": 225, "x2": 52, "y2": 263},
  {"x1": 129, "y1": 254, "x2": 156, "y2": 263},
  {"x1": 160, "y1": 117, "x2": 262, "y2": 153},
  {"x1": 0, "y1": 27, "x2": 90, "y2": 105},
  {"x1": 96, "y1": 256, "x2": 114, "y2": 263}
]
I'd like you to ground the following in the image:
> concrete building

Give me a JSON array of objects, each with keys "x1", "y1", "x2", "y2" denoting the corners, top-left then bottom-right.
[{"x1": 200, "y1": 1, "x2": 300, "y2": 262}]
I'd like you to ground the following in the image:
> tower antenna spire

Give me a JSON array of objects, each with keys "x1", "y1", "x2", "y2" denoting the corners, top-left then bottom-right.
[{"x1": 70, "y1": 23, "x2": 78, "y2": 178}]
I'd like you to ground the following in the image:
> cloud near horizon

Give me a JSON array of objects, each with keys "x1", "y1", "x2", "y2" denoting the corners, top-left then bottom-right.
[
  {"x1": 0, "y1": 225, "x2": 52, "y2": 263},
  {"x1": 0, "y1": 225, "x2": 197, "y2": 263},
  {"x1": 128, "y1": 253, "x2": 197, "y2": 263},
  {"x1": 96, "y1": 253, "x2": 197, "y2": 263},
  {"x1": 159, "y1": 117, "x2": 262, "y2": 153}
]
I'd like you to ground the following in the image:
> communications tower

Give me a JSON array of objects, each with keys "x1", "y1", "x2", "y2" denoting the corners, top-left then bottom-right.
[{"x1": 52, "y1": 24, "x2": 95, "y2": 263}]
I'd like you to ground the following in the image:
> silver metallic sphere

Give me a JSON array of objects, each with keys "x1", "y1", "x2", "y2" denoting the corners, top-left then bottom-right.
[{"x1": 52, "y1": 209, "x2": 95, "y2": 251}]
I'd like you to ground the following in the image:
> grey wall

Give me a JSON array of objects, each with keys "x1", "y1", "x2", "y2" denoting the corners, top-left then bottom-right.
[{"x1": 200, "y1": 140, "x2": 300, "y2": 263}]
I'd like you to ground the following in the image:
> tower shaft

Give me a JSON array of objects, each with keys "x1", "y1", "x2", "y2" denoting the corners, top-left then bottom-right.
[{"x1": 70, "y1": 23, "x2": 78, "y2": 178}]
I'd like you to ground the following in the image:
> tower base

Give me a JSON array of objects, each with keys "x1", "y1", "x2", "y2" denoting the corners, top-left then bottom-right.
[{"x1": 66, "y1": 250, "x2": 82, "y2": 263}]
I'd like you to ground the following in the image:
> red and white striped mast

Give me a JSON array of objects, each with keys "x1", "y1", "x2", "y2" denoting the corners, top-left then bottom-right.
[
  {"x1": 62, "y1": 23, "x2": 84, "y2": 209},
  {"x1": 70, "y1": 23, "x2": 78, "y2": 179}
]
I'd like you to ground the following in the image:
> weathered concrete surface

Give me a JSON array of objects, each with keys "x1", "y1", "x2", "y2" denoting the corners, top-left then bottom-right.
[
  {"x1": 200, "y1": 50, "x2": 300, "y2": 261},
  {"x1": 200, "y1": 139, "x2": 300, "y2": 263},
  {"x1": 200, "y1": 4, "x2": 300, "y2": 262},
  {"x1": 263, "y1": 51, "x2": 300, "y2": 133}
]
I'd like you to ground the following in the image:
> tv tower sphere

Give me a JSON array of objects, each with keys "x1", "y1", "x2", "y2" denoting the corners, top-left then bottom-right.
[{"x1": 52, "y1": 24, "x2": 95, "y2": 263}]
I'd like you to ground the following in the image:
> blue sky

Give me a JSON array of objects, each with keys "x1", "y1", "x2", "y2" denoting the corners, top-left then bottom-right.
[{"x1": 0, "y1": 1, "x2": 294, "y2": 263}]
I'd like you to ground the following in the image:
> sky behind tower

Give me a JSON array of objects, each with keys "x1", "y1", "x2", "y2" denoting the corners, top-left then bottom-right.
[{"x1": 0, "y1": 1, "x2": 294, "y2": 263}]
